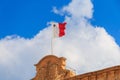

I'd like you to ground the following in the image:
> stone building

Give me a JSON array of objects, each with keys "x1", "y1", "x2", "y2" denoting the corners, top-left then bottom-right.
[{"x1": 32, "y1": 55, "x2": 120, "y2": 80}]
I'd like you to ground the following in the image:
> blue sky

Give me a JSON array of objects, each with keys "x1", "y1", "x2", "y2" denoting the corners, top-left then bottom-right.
[
  {"x1": 0, "y1": 0, "x2": 120, "y2": 80},
  {"x1": 0, "y1": 0, "x2": 120, "y2": 45},
  {"x1": 92, "y1": 0, "x2": 120, "y2": 45},
  {"x1": 0, "y1": 0, "x2": 70, "y2": 38}
]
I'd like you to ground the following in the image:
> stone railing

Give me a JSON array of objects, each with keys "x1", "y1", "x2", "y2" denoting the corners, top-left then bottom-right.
[{"x1": 64, "y1": 65, "x2": 120, "y2": 80}]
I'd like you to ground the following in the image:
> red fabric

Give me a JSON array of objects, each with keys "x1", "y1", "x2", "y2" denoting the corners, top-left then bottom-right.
[{"x1": 58, "y1": 22, "x2": 66, "y2": 37}]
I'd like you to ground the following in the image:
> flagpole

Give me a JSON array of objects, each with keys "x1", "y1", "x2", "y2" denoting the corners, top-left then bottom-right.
[
  {"x1": 51, "y1": 38, "x2": 53, "y2": 55},
  {"x1": 51, "y1": 23, "x2": 54, "y2": 55},
  {"x1": 50, "y1": 22, "x2": 66, "y2": 55}
]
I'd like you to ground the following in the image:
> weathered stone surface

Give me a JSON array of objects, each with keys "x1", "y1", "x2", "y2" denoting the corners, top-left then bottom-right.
[
  {"x1": 65, "y1": 66, "x2": 120, "y2": 80},
  {"x1": 32, "y1": 55, "x2": 120, "y2": 80},
  {"x1": 32, "y1": 55, "x2": 75, "y2": 80}
]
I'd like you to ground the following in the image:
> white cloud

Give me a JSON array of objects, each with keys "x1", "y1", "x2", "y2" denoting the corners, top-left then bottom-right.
[
  {"x1": 0, "y1": 0, "x2": 120, "y2": 80},
  {"x1": 53, "y1": 0, "x2": 93, "y2": 19}
]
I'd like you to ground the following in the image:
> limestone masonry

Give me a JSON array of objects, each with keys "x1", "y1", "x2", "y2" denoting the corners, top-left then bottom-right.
[{"x1": 32, "y1": 55, "x2": 120, "y2": 80}]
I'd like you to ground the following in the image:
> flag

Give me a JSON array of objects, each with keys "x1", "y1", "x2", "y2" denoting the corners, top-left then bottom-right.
[{"x1": 52, "y1": 22, "x2": 67, "y2": 38}]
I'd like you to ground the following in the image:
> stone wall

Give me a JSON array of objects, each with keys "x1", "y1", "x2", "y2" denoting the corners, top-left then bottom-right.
[
  {"x1": 65, "y1": 66, "x2": 120, "y2": 80},
  {"x1": 32, "y1": 55, "x2": 120, "y2": 80},
  {"x1": 32, "y1": 55, "x2": 75, "y2": 80}
]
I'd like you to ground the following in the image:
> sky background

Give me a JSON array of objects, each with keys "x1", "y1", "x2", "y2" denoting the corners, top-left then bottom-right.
[
  {"x1": 0, "y1": 0, "x2": 120, "y2": 80},
  {"x1": 0, "y1": 0, "x2": 120, "y2": 45}
]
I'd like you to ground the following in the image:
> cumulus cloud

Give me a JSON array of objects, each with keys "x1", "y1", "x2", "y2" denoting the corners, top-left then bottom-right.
[
  {"x1": 52, "y1": 0, "x2": 120, "y2": 73},
  {"x1": 53, "y1": 0, "x2": 93, "y2": 19},
  {"x1": 0, "y1": 0, "x2": 120, "y2": 80}
]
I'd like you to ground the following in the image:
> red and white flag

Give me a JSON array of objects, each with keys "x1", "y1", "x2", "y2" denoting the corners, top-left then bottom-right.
[{"x1": 52, "y1": 22, "x2": 67, "y2": 38}]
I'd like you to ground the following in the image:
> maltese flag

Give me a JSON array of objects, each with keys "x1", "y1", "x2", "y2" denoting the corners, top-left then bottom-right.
[{"x1": 52, "y1": 22, "x2": 67, "y2": 38}]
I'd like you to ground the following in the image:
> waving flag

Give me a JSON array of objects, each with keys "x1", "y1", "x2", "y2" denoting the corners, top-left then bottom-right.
[
  {"x1": 52, "y1": 22, "x2": 67, "y2": 38},
  {"x1": 50, "y1": 22, "x2": 67, "y2": 54}
]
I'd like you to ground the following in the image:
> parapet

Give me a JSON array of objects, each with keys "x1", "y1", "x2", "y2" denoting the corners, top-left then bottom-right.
[
  {"x1": 32, "y1": 55, "x2": 75, "y2": 80},
  {"x1": 65, "y1": 65, "x2": 120, "y2": 80}
]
